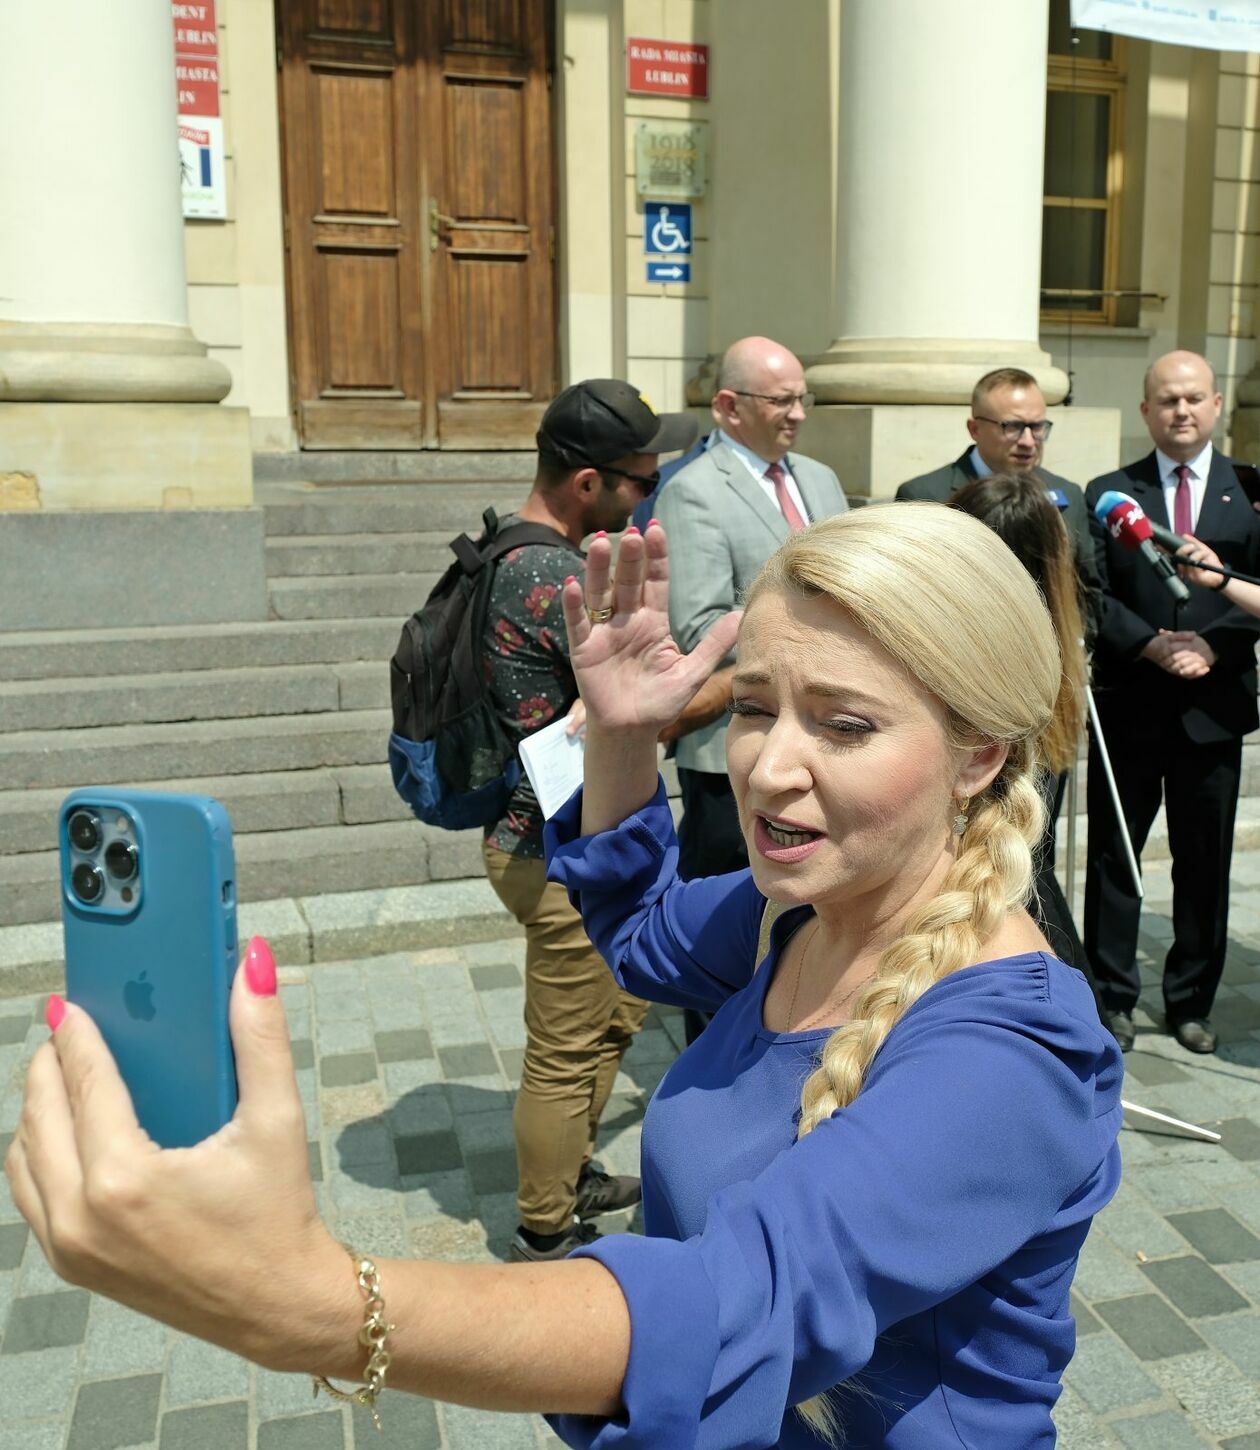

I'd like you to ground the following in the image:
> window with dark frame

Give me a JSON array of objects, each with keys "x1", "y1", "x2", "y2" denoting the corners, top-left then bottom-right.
[{"x1": 1042, "y1": 1, "x2": 1126, "y2": 326}]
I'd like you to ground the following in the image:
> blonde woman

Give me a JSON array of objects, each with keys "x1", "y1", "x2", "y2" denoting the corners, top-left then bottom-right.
[{"x1": 8, "y1": 506, "x2": 1121, "y2": 1450}]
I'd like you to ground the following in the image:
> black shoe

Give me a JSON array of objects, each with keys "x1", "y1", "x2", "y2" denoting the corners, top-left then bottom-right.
[
  {"x1": 509, "y1": 1219, "x2": 601, "y2": 1263},
  {"x1": 1109, "y1": 1010, "x2": 1135, "y2": 1053},
  {"x1": 1168, "y1": 1017, "x2": 1217, "y2": 1054},
  {"x1": 575, "y1": 1164, "x2": 641, "y2": 1219}
]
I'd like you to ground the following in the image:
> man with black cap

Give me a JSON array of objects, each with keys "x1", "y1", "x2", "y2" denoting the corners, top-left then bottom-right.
[{"x1": 481, "y1": 378, "x2": 697, "y2": 1261}]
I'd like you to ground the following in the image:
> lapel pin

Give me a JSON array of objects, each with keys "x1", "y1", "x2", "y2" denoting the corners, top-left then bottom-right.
[{"x1": 1223, "y1": 494, "x2": 1232, "y2": 503}]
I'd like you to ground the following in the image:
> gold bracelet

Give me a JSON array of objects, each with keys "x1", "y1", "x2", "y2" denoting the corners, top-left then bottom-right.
[{"x1": 312, "y1": 1245, "x2": 395, "y2": 1431}]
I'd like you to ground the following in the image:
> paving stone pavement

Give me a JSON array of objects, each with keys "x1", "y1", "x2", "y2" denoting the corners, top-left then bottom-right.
[{"x1": 1, "y1": 853, "x2": 1259, "y2": 1447}]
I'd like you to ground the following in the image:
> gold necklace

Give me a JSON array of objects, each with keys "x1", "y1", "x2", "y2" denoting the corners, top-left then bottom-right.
[{"x1": 785, "y1": 919, "x2": 871, "y2": 1031}]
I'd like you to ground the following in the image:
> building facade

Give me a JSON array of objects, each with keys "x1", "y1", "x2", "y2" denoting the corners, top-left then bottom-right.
[{"x1": 4, "y1": 0, "x2": 1260, "y2": 625}]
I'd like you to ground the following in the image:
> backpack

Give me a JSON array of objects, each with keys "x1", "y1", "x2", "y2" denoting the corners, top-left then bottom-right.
[{"x1": 388, "y1": 508, "x2": 584, "y2": 831}]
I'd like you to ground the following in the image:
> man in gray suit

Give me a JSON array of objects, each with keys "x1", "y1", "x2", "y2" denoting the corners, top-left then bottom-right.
[
  {"x1": 896, "y1": 367, "x2": 1102, "y2": 639},
  {"x1": 656, "y1": 335, "x2": 848, "y2": 883}
]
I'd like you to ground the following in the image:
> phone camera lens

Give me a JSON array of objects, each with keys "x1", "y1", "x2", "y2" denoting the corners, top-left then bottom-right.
[
  {"x1": 71, "y1": 862, "x2": 105, "y2": 905},
  {"x1": 68, "y1": 810, "x2": 101, "y2": 852},
  {"x1": 104, "y1": 840, "x2": 138, "y2": 882}
]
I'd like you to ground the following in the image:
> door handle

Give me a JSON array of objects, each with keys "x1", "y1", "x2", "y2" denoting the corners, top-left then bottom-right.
[{"x1": 429, "y1": 199, "x2": 457, "y2": 250}]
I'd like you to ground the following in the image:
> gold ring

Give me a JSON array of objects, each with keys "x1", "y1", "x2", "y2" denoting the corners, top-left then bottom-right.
[{"x1": 586, "y1": 605, "x2": 615, "y2": 624}]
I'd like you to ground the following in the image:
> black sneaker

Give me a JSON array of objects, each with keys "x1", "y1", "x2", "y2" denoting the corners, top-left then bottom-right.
[
  {"x1": 575, "y1": 1164, "x2": 641, "y2": 1219},
  {"x1": 509, "y1": 1219, "x2": 601, "y2": 1262}
]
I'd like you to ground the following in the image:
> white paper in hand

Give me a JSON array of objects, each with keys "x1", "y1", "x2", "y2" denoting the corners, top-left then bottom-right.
[{"x1": 518, "y1": 715, "x2": 586, "y2": 819}]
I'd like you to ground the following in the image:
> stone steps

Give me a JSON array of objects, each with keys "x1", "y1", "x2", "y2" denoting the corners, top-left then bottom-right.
[
  {"x1": 0, "y1": 764, "x2": 410, "y2": 857},
  {"x1": 0, "y1": 617, "x2": 398, "y2": 683},
  {"x1": 259, "y1": 481, "x2": 527, "y2": 537},
  {"x1": 0, "y1": 479, "x2": 533, "y2": 931},
  {"x1": 2, "y1": 661, "x2": 389, "y2": 734},
  {"x1": 267, "y1": 571, "x2": 440, "y2": 621},
  {"x1": 1, "y1": 817, "x2": 485, "y2": 927},
  {"x1": 266, "y1": 531, "x2": 457, "y2": 577},
  {"x1": 0, "y1": 709, "x2": 391, "y2": 792}
]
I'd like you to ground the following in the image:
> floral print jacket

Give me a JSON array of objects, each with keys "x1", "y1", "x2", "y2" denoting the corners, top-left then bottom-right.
[{"x1": 483, "y1": 525, "x2": 585, "y2": 857}]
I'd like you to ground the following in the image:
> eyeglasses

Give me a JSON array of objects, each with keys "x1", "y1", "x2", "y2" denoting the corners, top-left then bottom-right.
[
  {"x1": 598, "y1": 462, "x2": 661, "y2": 491},
  {"x1": 730, "y1": 390, "x2": 816, "y2": 414},
  {"x1": 973, "y1": 416, "x2": 1054, "y2": 442}
]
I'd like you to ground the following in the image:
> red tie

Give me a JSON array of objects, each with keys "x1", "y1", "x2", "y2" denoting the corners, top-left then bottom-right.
[
  {"x1": 1174, "y1": 464, "x2": 1193, "y2": 536},
  {"x1": 767, "y1": 461, "x2": 807, "y2": 532}
]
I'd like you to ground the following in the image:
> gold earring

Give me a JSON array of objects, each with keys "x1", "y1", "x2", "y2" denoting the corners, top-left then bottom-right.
[{"x1": 951, "y1": 795, "x2": 970, "y2": 836}]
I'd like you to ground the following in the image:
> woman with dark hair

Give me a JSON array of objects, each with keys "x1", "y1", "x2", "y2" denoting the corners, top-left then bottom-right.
[{"x1": 949, "y1": 473, "x2": 1096, "y2": 987}]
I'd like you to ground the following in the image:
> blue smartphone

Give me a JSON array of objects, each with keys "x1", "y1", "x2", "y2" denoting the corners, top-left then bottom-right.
[{"x1": 59, "y1": 789, "x2": 239, "y2": 1148}]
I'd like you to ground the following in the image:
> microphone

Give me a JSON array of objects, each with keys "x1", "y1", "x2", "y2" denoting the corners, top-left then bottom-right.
[
  {"x1": 1095, "y1": 490, "x2": 1190, "y2": 554},
  {"x1": 1094, "y1": 491, "x2": 1191, "y2": 604}
]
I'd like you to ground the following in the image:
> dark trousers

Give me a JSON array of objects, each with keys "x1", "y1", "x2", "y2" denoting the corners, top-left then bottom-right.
[
  {"x1": 1083, "y1": 712, "x2": 1241, "y2": 1022},
  {"x1": 1033, "y1": 771, "x2": 1106, "y2": 1024},
  {"x1": 677, "y1": 768, "x2": 749, "y2": 1045},
  {"x1": 677, "y1": 767, "x2": 750, "y2": 880}
]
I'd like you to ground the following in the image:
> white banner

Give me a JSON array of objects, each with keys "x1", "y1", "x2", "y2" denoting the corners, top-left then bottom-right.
[{"x1": 1071, "y1": 0, "x2": 1260, "y2": 52}]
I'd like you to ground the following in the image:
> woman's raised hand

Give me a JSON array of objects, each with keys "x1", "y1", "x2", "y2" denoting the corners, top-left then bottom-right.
[{"x1": 561, "y1": 520, "x2": 741, "y2": 736}]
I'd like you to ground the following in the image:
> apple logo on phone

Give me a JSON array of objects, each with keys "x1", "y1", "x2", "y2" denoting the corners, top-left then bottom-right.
[{"x1": 124, "y1": 971, "x2": 156, "y2": 1022}]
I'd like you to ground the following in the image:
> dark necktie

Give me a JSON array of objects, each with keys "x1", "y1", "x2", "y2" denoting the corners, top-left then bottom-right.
[
  {"x1": 766, "y1": 462, "x2": 806, "y2": 532},
  {"x1": 1174, "y1": 464, "x2": 1193, "y2": 536}
]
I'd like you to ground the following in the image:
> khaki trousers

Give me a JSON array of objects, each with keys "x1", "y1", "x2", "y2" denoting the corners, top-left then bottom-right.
[{"x1": 483, "y1": 842, "x2": 648, "y2": 1233}]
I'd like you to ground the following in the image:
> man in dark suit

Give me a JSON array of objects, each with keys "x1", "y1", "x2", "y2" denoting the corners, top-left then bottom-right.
[
  {"x1": 1085, "y1": 350, "x2": 1260, "y2": 1055},
  {"x1": 897, "y1": 367, "x2": 1102, "y2": 639}
]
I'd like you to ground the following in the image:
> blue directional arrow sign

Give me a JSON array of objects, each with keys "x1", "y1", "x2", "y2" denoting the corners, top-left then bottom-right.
[
  {"x1": 644, "y1": 201, "x2": 692, "y2": 256},
  {"x1": 647, "y1": 261, "x2": 691, "y2": 283}
]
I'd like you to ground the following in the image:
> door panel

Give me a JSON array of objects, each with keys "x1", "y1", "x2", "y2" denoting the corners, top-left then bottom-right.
[
  {"x1": 426, "y1": 0, "x2": 554, "y2": 446},
  {"x1": 278, "y1": 0, "x2": 555, "y2": 450}
]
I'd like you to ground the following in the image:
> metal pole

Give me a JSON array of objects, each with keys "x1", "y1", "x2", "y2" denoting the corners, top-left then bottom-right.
[
  {"x1": 1122, "y1": 1100, "x2": 1221, "y2": 1143},
  {"x1": 1085, "y1": 684, "x2": 1143, "y2": 899}
]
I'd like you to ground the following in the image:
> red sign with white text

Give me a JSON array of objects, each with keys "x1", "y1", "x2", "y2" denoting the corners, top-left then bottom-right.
[
  {"x1": 627, "y1": 38, "x2": 709, "y2": 99},
  {"x1": 175, "y1": 58, "x2": 220, "y2": 118},
  {"x1": 172, "y1": 1, "x2": 218, "y2": 58},
  {"x1": 173, "y1": 0, "x2": 225, "y2": 218}
]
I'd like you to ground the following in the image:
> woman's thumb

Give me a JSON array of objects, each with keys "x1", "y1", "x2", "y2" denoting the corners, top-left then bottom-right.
[{"x1": 229, "y1": 937, "x2": 298, "y2": 1111}]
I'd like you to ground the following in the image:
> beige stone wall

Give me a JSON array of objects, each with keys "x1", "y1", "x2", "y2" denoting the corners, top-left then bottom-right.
[
  {"x1": 171, "y1": 3, "x2": 1260, "y2": 461},
  {"x1": 183, "y1": 0, "x2": 293, "y2": 452}
]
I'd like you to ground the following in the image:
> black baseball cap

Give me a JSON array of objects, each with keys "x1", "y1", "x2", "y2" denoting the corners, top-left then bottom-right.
[{"x1": 537, "y1": 379, "x2": 698, "y2": 469}]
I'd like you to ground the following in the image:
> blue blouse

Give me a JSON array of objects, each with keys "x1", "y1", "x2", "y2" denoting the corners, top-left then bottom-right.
[{"x1": 543, "y1": 782, "x2": 1123, "y2": 1449}]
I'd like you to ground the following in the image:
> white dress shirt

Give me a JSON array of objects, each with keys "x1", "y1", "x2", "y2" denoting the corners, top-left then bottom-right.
[
  {"x1": 718, "y1": 429, "x2": 810, "y2": 523},
  {"x1": 1157, "y1": 442, "x2": 1213, "y2": 533},
  {"x1": 968, "y1": 444, "x2": 993, "y2": 480}
]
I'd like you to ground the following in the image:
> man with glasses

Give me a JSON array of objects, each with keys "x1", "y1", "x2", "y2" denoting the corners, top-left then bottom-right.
[
  {"x1": 897, "y1": 367, "x2": 1102, "y2": 640},
  {"x1": 655, "y1": 336, "x2": 848, "y2": 907},
  {"x1": 481, "y1": 379, "x2": 697, "y2": 1260}
]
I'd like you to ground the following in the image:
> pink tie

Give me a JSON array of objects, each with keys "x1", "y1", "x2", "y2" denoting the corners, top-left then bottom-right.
[
  {"x1": 1174, "y1": 464, "x2": 1193, "y2": 536},
  {"x1": 767, "y1": 462, "x2": 807, "y2": 532}
]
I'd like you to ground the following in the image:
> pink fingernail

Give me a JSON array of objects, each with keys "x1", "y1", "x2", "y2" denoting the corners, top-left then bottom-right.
[
  {"x1": 46, "y1": 994, "x2": 66, "y2": 1032},
  {"x1": 648, "y1": 517, "x2": 661, "y2": 528},
  {"x1": 244, "y1": 936, "x2": 277, "y2": 997},
  {"x1": 565, "y1": 574, "x2": 576, "y2": 585},
  {"x1": 626, "y1": 525, "x2": 641, "y2": 536},
  {"x1": 594, "y1": 531, "x2": 608, "y2": 539}
]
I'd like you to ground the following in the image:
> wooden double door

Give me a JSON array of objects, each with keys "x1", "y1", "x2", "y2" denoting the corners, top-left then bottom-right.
[{"x1": 278, "y1": 0, "x2": 557, "y2": 449}]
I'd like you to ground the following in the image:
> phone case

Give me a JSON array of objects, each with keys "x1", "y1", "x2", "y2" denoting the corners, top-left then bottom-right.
[{"x1": 59, "y1": 789, "x2": 239, "y2": 1148}]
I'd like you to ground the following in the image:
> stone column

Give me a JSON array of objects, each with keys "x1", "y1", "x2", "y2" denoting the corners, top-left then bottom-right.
[
  {"x1": 809, "y1": 0, "x2": 1066, "y2": 405},
  {"x1": 801, "y1": 0, "x2": 1123, "y2": 496},
  {"x1": 0, "y1": 0, "x2": 262, "y2": 627}
]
